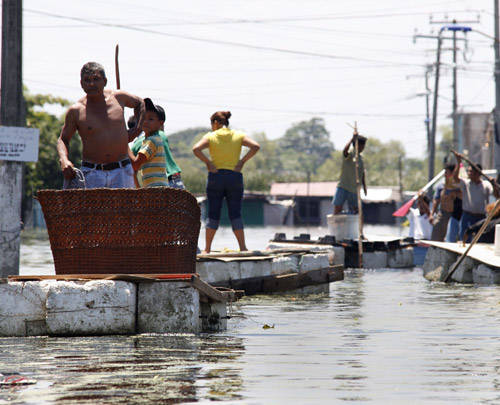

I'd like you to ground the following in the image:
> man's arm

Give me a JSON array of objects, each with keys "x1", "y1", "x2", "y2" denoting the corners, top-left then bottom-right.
[
  {"x1": 342, "y1": 136, "x2": 354, "y2": 157},
  {"x1": 57, "y1": 107, "x2": 78, "y2": 179},
  {"x1": 192, "y1": 137, "x2": 218, "y2": 173},
  {"x1": 234, "y1": 136, "x2": 260, "y2": 172},
  {"x1": 116, "y1": 91, "x2": 145, "y2": 141}
]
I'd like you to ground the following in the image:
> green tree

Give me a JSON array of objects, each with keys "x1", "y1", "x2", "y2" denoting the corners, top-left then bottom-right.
[
  {"x1": 278, "y1": 117, "x2": 334, "y2": 178},
  {"x1": 23, "y1": 90, "x2": 81, "y2": 216},
  {"x1": 167, "y1": 126, "x2": 210, "y2": 159},
  {"x1": 166, "y1": 127, "x2": 210, "y2": 193},
  {"x1": 363, "y1": 138, "x2": 406, "y2": 186},
  {"x1": 242, "y1": 132, "x2": 283, "y2": 191}
]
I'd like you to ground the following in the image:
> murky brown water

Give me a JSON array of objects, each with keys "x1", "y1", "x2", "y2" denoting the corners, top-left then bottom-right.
[{"x1": 3, "y1": 227, "x2": 500, "y2": 404}]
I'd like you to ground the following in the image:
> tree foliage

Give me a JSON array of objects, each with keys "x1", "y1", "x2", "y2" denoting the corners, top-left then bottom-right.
[
  {"x1": 23, "y1": 90, "x2": 81, "y2": 214},
  {"x1": 277, "y1": 117, "x2": 334, "y2": 176}
]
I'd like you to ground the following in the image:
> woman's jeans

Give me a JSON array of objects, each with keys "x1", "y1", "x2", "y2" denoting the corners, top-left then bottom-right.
[{"x1": 206, "y1": 170, "x2": 244, "y2": 230}]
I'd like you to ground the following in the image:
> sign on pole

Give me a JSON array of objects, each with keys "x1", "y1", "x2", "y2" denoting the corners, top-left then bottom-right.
[{"x1": 0, "y1": 126, "x2": 39, "y2": 162}]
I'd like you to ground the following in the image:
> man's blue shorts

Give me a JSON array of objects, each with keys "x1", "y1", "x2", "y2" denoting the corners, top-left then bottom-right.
[{"x1": 332, "y1": 187, "x2": 358, "y2": 213}]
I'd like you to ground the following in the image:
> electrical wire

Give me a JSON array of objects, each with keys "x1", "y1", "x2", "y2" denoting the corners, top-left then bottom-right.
[{"x1": 23, "y1": 9, "x2": 429, "y2": 67}]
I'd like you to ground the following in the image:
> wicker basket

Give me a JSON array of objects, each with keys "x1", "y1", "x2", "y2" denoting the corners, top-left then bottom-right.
[{"x1": 37, "y1": 188, "x2": 200, "y2": 275}]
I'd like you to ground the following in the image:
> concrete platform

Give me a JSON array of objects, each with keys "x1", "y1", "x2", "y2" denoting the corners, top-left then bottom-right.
[
  {"x1": 2, "y1": 275, "x2": 232, "y2": 337},
  {"x1": 422, "y1": 242, "x2": 500, "y2": 284},
  {"x1": 196, "y1": 249, "x2": 344, "y2": 295}
]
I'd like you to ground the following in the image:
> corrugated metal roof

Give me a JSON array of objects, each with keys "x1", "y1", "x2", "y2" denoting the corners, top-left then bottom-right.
[
  {"x1": 270, "y1": 182, "x2": 399, "y2": 202},
  {"x1": 270, "y1": 182, "x2": 338, "y2": 197}
]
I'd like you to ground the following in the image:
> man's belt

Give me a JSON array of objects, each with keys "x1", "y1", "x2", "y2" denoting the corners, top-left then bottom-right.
[
  {"x1": 463, "y1": 210, "x2": 485, "y2": 217},
  {"x1": 168, "y1": 172, "x2": 181, "y2": 181},
  {"x1": 82, "y1": 159, "x2": 131, "y2": 171}
]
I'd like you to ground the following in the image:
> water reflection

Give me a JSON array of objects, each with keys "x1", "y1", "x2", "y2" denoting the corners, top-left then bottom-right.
[{"x1": 0, "y1": 335, "x2": 245, "y2": 403}]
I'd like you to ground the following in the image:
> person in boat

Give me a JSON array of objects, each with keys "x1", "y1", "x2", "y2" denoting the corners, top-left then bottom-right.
[
  {"x1": 332, "y1": 134, "x2": 367, "y2": 215},
  {"x1": 462, "y1": 200, "x2": 500, "y2": 244},
  {"x1": 57, "y1": 62, "x2": 144, "y2": 188},
  {"x1": 430, "y1": 163, "x2": 460, "y2": 241},
  {"x1": 128, "y1": 98, "x2": 169, "y2": 188},
  {"x1": 192, "y1": 111, "x2": 260, "y2": 253},
  {"x1": 129, "y1": 102, "x2": 184, "y2": 189},
  {"x1": 458, "y1": 162, "x2": 500, "y2": 242},
  {"x1": 407, "y1": 193, "x2": 432, "y2": 240}
]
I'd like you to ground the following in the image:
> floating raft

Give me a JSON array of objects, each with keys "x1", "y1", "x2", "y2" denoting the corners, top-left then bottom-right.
[
  {"x1": 196, "y1": 248, "x2": 343, "y2": 295},
  {"x1": 266, "y1": 233, "x2": 415, "y2": 269},
  {"x1": 422, "y1": 240, "x2": 500, "y2": 284}
]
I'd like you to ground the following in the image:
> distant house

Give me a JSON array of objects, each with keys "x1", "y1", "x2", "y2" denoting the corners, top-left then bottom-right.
[
  {"x1": 270, "y1": 182, "x2": 400, "y2": 225},
  {"x1": 198, "y1": 192, "x2": 293, "y2": 227}
]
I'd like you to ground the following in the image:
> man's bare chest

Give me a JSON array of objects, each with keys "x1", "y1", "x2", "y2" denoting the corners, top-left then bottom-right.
[{"x1": 77, "y1": 102, "x2": 124, "y2": 133}]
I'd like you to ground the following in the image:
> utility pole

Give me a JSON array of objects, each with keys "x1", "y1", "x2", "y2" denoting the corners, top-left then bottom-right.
[
  {"x1": 430, "y1": 17, "x2": 476, "y2": 151},
  {"x1": 414, "y1": 17, "x2": 475, "y2": 180},
  {"x1": 0, "y1": 0, "x2": 25, "y2": 276},
  {"x1": 494, "y1": 0, "x2": 500, "y2": 175}
]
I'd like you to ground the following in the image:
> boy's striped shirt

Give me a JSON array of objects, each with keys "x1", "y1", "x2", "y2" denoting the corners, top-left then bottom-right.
[{"x1": 138, "y1": 133, "x2": 169, "y2": 187}]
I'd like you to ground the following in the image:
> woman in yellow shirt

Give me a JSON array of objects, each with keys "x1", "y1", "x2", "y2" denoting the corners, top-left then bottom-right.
[{"x1": 192, "y1": 111, "x2": 260, "y2": 253}]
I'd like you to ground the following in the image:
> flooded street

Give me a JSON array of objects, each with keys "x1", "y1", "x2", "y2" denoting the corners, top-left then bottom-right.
[{"x1": 4, "y1": 227, "x2": 500, "y2": 403}]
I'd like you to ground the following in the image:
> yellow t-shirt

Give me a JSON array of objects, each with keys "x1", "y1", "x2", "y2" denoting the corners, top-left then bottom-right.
[{"x1": 204, "y1": 128, "x2": 245, "y2": 170}]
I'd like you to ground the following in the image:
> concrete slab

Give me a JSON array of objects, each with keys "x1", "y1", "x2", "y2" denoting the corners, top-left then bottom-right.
[
  {"x1": 46, "y1": 280, "x2": 136, "y2": 336},
  {"x1": 299, "y1": 254, "x2": 330, "y2": 272},
  {"x1": 200, "y1": 302, "x2": 227, "y2": 332},
  {"x1": 423, "y1": 246, "x2": 458, "y2": 280},
  {"x1": 473, "y1": 264, "x2": 500, "y2": 284},
  {"x1": 266, "y1": 242, "x2": 333, "y2": 252},
  {"x1": 388, "y1": 247, "x2": 413, "y2": 268},
  {"x1": 271, "y1": 255, "x2": 299, "y2": 275},
  {"x1": 196, "y1": 261, "x2": 241, "y2": 284},
  {"x1": 137, "y1": 282, "x2": 200, "y2": 333},
  {"x1": 424, "y1": 240, "x2": 500, "y2": 269},
  {"x1": 363, "y1": 251, "x2": 388, "y2": 269},
  {"x1": 240, "y1": 260, "x2": 272, "y2": 279},
  {"x1": 330, "y1": 246, "x2": 345, "y2": 266},
  {"x1": 450, "y1": 256, "x2": 475, "y2": 284},
  {"x1": 0, "y1": 281, "x2": 54, "y2": 337}
]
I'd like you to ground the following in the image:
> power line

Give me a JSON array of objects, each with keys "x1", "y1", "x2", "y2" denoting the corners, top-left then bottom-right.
[{"x1": 24, "y1": 8, "x2": 424, "y2": 67}]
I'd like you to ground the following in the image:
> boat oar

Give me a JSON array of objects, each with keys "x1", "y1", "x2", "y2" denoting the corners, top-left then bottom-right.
[
  {"x1": 392, "y1": 169, "x2": 445, "y2": 217},
  {"x1": 451, "y1": 149, "x2": 500, "y2": 189},
  {"x1": 444, "y1": 197, "x2": 500, "y2": 282}
]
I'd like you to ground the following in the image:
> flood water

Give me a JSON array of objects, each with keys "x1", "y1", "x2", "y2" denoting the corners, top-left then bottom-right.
[{"x1": 3, "y1": 226, "x2": 500, "y2": 404}]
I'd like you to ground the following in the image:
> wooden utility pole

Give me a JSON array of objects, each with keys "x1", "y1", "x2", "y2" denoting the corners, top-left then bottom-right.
[
  {"x1": 494, "y1": 0, "x2": 500, "y2": 175},
  {"x1": 0, "y1": 0, "x2": 25, "y2": 276}
]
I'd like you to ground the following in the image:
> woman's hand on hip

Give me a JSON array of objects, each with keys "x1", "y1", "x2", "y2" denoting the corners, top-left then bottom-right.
[
  {"x1": 207, "y1": 161, "x2": 218, "y2": 173},
  {"x1": 234, "y1": 160, "x2": 244, "y2": 172}
]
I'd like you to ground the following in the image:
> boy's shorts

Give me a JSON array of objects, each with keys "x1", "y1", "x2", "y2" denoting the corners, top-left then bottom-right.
[{"x1": 333, "y1": 187, "x2": 358, "y2": 213}]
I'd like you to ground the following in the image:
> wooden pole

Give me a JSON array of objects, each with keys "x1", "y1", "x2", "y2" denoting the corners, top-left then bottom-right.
[
  {"x1": 445, "y1": 197, "x2": 500, "y2": 282},
  {"x1": 115, "y1": 44, "x2": 120, "y2": 90},
  {"x1": 452, "y1": 149, "x2": 500, "y2": 188},
  {"x1": 353, "y1": 122, "x2": 363, "y2": 267},
  {"x1": 0, "y1": 0, "x2": 25, "y2": 276}
]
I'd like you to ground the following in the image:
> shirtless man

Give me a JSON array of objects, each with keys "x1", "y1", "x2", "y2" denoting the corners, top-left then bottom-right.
[{"x1": 57, "y1": 62, "x2": 145, "y2": 188}]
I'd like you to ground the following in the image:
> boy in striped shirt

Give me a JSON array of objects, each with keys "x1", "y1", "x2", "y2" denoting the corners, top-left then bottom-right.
[{"x1": 128, "y1": 98, "x2": 169, "y2": 187}]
